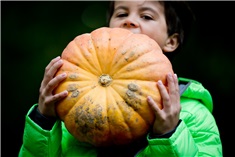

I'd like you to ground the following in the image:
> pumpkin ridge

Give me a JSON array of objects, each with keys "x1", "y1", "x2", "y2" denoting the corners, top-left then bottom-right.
[
  {"x1": 104, "y1": 87, "x2": 127, "y2": 144},
  {"x1": 62, "y1": 40, "x2": 93, "y2": 75},
  {"x1": 106, "y1": 29, "x2": 111, "y2": 73},
  {"x1": 104, "y1": 87, "x2": 112, "y2": 143},
  {"x1": 112, "y1": 50, "x2": 172, "y2": 81},
  {"x1": 109, "y1": 36, "x2": 160, "y2": 76},
  {"x1": 56, "y1": 81, "x2": 99, "y2": 120},
  {"x1": 111, "y1": 81, "x2": 156, "y2": 123},
  {"x1": 108, "y1": 86, "x2": 151, "y2": 142},
  {"x1": 81, "y1": 34, "x2": 103, "y2": 74},
  {"x1": 110, "y1": 58, "x2": 155, "y2": 80},
  {"x1": 91, "y1": 27, "x2": 134, "y2": 74},
  {"x1": 67, "y1": 81, "x2": 99, "y2": 97},
  {"x1": 73, "y1": 35, "x2": 102, "y2": 75},
  {"x1": 89, "y1": 28, "x2": 113, "y2": 74},
  {"x1": 65, "y1": 86, "x2": 110, "y2": 145},
  {"x1": 62, "y1": 60, "x2": 98, "y2": 81},
  {"x1": 108, "y1": 87, "x2": 134, "y2": 143},
  {"x1": 108, "y1": 28, "x2": 134, "y2": 75}
]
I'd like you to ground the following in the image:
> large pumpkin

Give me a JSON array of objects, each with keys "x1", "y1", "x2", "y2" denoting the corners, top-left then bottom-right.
[{"x1": 54, "y1": 27, "x2": 174, "y2": 146}]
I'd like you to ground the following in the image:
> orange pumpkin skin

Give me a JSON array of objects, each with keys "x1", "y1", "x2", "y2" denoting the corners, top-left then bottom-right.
[{"x1": 54, "y1": 27, "x2": 174, "y2": 147}]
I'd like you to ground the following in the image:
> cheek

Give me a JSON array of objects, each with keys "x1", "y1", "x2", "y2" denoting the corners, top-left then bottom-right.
[
  {"x1": 109, "y1": 19, "x2": 118, "y2": 28},
  {"x1": 151, "y1": 37, "x2": 164, "y2": 48},
  {"x1": 144, "y1": 30, "x2": 168, "y2": 49}
]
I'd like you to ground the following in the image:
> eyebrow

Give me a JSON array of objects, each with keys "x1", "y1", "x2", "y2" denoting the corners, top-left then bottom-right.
[
  {"x1": 114, "y1": 6, "x2": 158, "y2": 15},
  {"x1": 139, "y1": 7, "x2": 158, "y2": 14},
  {"x1": 114, "y1": 6, "x2": 128, "y2": 12}
]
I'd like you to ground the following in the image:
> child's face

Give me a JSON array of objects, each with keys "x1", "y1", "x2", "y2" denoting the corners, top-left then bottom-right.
[{"x1": 109, "y1": 0, "x2": 170, "y2": 50}]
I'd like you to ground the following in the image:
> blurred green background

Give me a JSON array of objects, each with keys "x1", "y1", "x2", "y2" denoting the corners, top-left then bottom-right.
[{"x1": 2, "y1": 1, "x2": 234, "y2": 156}]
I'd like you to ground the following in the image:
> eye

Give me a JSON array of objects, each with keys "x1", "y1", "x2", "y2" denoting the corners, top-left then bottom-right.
[
  {"x1": 116, "y1": 13, "x2": 128, "y2": 18},
  {"x1": 141, "y1": 15, "x2": 153, "y2": 20}
]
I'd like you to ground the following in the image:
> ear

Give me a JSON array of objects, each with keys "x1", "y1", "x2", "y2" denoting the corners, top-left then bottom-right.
[{"x1": 162, "y1": 33, "x2": 179, "y2": 53}]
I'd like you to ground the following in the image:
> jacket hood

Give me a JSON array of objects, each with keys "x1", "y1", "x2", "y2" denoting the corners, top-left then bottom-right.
[{"x1": 179, "y1": 77, "x2": 213, "y2": 113}]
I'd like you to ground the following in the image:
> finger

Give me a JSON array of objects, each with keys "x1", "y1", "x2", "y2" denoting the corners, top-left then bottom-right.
[
  {"x1": 45, "y1": 72, "x2": 67, "y2": 96},
  {"x1": 48, "y1": 90, "x2": 68, "y2": 104},
  {"x1": 147, "y1": 96, "x2": 162, "y2": 117},
  {"x1": 173, "y1": 73, "x2": 178, "y2": 85},
  {"x1": 173, "y1": 73, "x2": 180, "y2": 96},
  {"x1": 40, "y1": 89, "x2": 68, "y2": 117},
  {"x1": 167, "y1": 73, "x2": 175, "y2": 95},
  {"x1": 157, "y1": 80, "x2": 170, "y2": 106},
  {"x1": 44, "y1": 56, "x2": 61, "y2": 74},
  {"x1": 41, "y1": 56, "x2": 61, "y2": 89},
  {"x1": 47, "y1": 59, "x2": 64, "y2": 79},
  {"x1": 167, "y1": 73, "x2": 180, "y2": 103},
  {"x1": 41, "y1": 58, "x2": 64, "y2": 88},
  {"x1": 172, "y1": 74, "x2": 180, "y2": 111}
]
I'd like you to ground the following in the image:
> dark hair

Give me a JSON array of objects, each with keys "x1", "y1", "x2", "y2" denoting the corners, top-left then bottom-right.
[
  {"x1": 162, "y1": 1, "x2": 195, "y2": 60},
  {"x1": 106, "y1": 1, "x2": 195, "y2": 61}
]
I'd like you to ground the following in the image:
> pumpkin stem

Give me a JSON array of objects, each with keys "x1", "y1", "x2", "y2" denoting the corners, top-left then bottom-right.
[{"x1": 99, "y1": 74, "x2": 112, "y2": 87}]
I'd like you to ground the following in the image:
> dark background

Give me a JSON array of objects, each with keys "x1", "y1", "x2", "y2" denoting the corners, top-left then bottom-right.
[{"x1": 1, "y1": 1, "x2": 234, "y2": 156}]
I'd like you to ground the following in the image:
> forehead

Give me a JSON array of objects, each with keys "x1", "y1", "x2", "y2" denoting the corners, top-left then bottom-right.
[{"x1": 114, "y1": 0, "x2": 164, "y2": 13}]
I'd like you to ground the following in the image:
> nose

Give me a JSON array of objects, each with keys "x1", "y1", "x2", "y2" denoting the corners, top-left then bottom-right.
[{"x1": 122, "y1": 16, "x2": 139, "y2": 28}]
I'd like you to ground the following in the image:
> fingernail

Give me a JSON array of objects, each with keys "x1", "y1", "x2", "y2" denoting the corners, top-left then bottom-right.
[
  {"x1": 168, "y1": 73, "x2": 172, "y2": 78},
  {"x1": 61, "y1": 73, "x2": 67, "y2": 77},
  {"x1": 63, "y1": 90, "x2": 68, "y2": 96},
  {"x1": 158, "y1": 80, "x2": 163, "y2": 85},
  {"x1": 58, "y1": 59, "x2": 63, "y2": 64},
  {"x1": 55, "y1": 56, "x2": 60, "y2": 60},
  {"x1": 147, "y1": 96, "x2": 151, "y2": 101}
]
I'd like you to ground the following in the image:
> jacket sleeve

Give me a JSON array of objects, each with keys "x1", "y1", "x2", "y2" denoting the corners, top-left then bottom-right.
[
  {"x1": 136, "y1": 99, "x2": 222, "y2": 157},
  {"x1": 18, "y1": 104, "x2": 62, "y2": 157}
]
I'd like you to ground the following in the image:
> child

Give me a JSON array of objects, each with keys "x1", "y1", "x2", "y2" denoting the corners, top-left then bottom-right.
[{"x1": 19, "y1": 1, "x2": 222, "y2": 157}]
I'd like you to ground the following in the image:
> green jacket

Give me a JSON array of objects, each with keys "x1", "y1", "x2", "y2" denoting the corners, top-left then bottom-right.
[{"x1": 18, "y1": 77, "x2": 222, "y2": 157}]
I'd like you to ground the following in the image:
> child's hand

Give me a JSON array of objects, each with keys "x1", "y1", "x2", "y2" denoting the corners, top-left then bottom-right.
[
  {"x1": 147, "y1": 73, "x2": 181, "y2": 135},
  {"x1": 38, "y1": 56, "x2": 68, "y2": 117}
]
